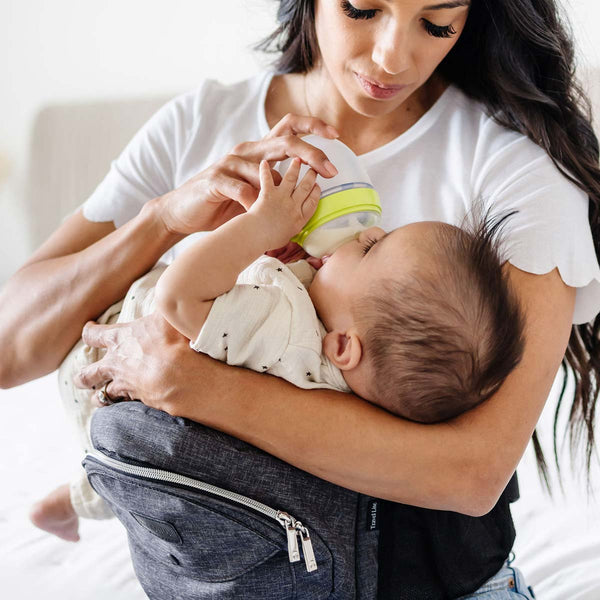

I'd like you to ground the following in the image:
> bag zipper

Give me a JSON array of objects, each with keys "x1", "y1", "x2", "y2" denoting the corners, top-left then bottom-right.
[{"x1": 85, "y1": 451, "x2": 318, "y2": 572}]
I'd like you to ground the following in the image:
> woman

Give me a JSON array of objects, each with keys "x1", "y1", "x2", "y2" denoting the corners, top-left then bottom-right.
[{"x1": 2, "y1": 0, "x2": 599, "y2": 597}]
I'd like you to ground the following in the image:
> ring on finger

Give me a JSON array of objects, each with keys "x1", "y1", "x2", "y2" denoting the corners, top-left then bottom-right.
[{"x1": 97, "y1": 381, "x2": 114, "y2": 405}]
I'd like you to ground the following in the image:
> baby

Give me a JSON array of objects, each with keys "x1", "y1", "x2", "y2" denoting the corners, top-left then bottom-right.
[{"x1": 30, "y1": 158, "x2": 525, "y2": 541}]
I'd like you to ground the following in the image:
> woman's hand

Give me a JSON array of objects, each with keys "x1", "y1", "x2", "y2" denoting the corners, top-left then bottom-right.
[
  {"x1": 74, "y1": 313, "x2": 197, "y2": 412},
  {"x1": 157, "y1": 114, "x2": 339, "y2": 236}
]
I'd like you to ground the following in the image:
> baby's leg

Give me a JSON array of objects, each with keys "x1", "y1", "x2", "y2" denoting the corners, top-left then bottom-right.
[
  {"x1": 37, "y1": 271, "x2": 163, "y2": 539},
  {"x1": 31, "y1": 301, "x2": 124, "y2": 541},
  {"x1": 29, "y1": 484, "x2": 79, "y2": 542},
  {"x1": 69, "y1": 468, "x2": 114, "y2": 519}
]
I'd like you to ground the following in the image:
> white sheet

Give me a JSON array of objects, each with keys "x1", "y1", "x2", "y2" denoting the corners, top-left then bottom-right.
[
  {"x1": 511, "y1": 374, "x2": 600, "y2": 599},
  {"x1": 0, "y1": 373, "x2": 147, "y2": 599},
  {"x1": 1, "y1": 370, "x2": 599, "y2": 598}
]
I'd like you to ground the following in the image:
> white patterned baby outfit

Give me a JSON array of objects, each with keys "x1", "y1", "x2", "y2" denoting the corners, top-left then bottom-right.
[{"x1": 59, "y1": 256, "x2": 349, "y2": 519}]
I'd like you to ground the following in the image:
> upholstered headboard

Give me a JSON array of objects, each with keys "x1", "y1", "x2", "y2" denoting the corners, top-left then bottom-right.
[{"x1": 23, "y1": 95, "x2": 171, "y2": 248}]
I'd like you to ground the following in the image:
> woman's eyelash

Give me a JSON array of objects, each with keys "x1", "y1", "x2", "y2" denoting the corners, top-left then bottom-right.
[
  {"x1": 422, "y1": 20, "x2": 457, "y2": 38},
  {"x1": 341, "y1": 0, "x2": 378, "y2": 20},
  {"x1": 361, "y1": 237, "x2": 378, "y2": 255},
  {"x1": 340, "y1": 1, "x2": 457, "y2": 39}
]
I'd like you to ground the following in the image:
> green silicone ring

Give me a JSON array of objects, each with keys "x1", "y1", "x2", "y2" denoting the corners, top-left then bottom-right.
[{"x1": 291, "y1": 188, "x2": 382, "y2": 246}]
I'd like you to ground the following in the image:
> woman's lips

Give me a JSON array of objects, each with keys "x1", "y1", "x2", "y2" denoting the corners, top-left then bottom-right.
[{"x1": 355, "y1": 72, "x2": 406, "y2": 99}]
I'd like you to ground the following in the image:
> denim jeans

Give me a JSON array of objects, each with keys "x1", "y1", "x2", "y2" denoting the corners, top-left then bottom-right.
[{"x1": 458, "y1": 561, "x2": 535, "y2": 599}]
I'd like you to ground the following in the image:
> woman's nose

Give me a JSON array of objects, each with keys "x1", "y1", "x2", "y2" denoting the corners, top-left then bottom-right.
[{"x1": 371, "y1": 25, "x2": 412, "y2": 75}]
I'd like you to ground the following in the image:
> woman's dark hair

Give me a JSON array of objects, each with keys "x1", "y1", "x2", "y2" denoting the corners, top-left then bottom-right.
[{"x1": 257, "y1": 0, "x2": 600, "y2": 490}]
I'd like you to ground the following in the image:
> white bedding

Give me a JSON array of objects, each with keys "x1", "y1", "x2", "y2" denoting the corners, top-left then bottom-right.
[
  {"x1": 0, "y1": 373, "x2": 147, "y2": 599},
  {"x1": 1, "y1": 371, "x2": 599, "y2": 599}
]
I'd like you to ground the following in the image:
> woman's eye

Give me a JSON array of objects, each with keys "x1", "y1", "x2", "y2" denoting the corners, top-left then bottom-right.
[
  {"x1": 341, "y1": 0, "x2": 378, "y2": 21},
  {"x1": 361, "y1": 237, "x2": 378, "y2": 255},
  {"x1": 422, "y1": 19, "x2": 457, "y2": 38}
]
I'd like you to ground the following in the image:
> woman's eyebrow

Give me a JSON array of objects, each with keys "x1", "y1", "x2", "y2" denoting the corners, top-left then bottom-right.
[{"x1": 423, "y1": 0, "x2": 470, "y2": 9}]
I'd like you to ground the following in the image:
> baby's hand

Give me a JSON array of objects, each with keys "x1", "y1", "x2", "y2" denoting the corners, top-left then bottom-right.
[{"x1": 250, "y1": 158, "x2": 320, "y2": 250}]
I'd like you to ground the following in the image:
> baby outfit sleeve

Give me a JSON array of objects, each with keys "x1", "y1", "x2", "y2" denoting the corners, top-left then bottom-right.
[
  {"x1": 190, "y1": 282, "x2": 292, "y2": 374},
  {"x1": 81, "y1": 84, "x2": 205, "y2": 228},
  {"x1": 471, "y1": 125, "x2": 600, "y2": 324}
]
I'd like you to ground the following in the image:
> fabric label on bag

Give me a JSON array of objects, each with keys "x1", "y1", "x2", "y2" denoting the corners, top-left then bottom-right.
[{"x1": 366, "y1": 498, "x2": 380, "y2": 531}]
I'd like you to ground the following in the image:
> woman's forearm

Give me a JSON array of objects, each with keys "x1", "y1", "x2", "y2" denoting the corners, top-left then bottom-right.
[
  {"x1": 163, "y1": 266, "x2": 574, "y2": 515},
  {"x1": 0, "y1": 199, "x2": 183, "y2": 388},
  {"x1": 168, "y1": 359, "x2": 497, "y2": 514}
]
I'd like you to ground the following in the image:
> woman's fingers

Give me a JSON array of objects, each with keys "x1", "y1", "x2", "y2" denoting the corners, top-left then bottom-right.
[
  {"x1": 214, "y1": 156, "x2": 283, "y2": 210},
  {"x1": 81, "y1": 321, "x2": 112, "y2": 348},
  {"x1": 218, "y1": 154, "x2": 262, "y2": 189},
  {"x1": 212, "y1": 172, "x2": 260, "y2": 210},
  {"x1": 231, "y1": 136, "x2": 338, "y2": 179},
  {"x1": 92, "y1": 382, "x2": 131, "y2": 407},
  {"x1": 267, "y1": 113, "x2": 339, "y2": 140},
  {"x1": 74, "y1": 357, "x2": 113, "y2": 390}
]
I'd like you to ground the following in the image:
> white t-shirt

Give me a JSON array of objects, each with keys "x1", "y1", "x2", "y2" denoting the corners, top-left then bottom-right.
[
  {"x1": 190, "y1": 255, "x2": 350, "y2": 393},
  {"x1": 83, "y1": 71, "x2": 600, "y2": 324}
]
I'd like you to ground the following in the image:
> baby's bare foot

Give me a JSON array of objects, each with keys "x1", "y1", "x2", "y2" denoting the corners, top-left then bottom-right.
[{"x1": 29, "y1": 483, "x2": 80, "y2": 542}]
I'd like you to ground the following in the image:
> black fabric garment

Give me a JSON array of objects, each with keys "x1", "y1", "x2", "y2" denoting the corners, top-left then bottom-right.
[{"x1": 377, "y1": 473, "x2": 519, "y2": 600}]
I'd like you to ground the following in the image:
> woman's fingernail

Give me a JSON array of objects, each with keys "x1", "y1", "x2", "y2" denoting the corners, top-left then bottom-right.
[{"x1": 324, "y1": 160, "x2": 338, "y2": 176}]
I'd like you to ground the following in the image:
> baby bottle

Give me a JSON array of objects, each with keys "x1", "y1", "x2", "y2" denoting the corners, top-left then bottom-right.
[{"x1": 277, "y1": 134, "x2": 382, "y2": 258}]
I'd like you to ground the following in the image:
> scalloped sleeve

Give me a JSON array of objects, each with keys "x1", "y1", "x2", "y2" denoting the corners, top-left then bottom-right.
[{"x1": 472, "y1": 130, "x2": 600, "y2": 324}]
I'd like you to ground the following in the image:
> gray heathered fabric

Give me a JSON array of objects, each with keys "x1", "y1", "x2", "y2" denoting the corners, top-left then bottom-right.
[{"x1": 84, "y1": 402, "x2": 379, "y2": 599}]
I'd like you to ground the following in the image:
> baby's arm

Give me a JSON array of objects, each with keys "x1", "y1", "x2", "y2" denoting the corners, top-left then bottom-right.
[{"x1": 154, "y1": 159, "x2": 320, "y2": 340}]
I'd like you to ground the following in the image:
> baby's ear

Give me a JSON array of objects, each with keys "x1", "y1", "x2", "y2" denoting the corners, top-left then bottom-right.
[{"x1": 322, "y1": 329, "x2": 363, "y2": 371}]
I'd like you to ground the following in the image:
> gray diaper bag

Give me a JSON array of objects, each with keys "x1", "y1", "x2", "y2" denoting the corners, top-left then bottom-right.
[{"x1": 83, "y1": 402, "x2": 380, "y2": 599}]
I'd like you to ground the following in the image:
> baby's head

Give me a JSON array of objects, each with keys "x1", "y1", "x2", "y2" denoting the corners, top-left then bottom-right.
[{"x1": 308, "y1": 215, "x2": 525, "y2": 422}]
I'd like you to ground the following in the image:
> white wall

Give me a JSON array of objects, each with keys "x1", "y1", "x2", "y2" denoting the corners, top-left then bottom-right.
[
  {"x1": 0, "y1": 0, "x2": 278, "y2": 282},
  {"x1": 0, "y1": 0, "x2": 599, "y2": 283}
]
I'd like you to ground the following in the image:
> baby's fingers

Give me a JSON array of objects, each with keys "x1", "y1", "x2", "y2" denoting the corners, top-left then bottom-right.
[
  {"x1": 280, "y1": 157, "x2": 302, "y2": 193},
  {"x1": 301, "y1": 183, "x2": 321, "y2": 220},
  {"x1": 259, "y1": 159, "x2": 274, "y2": 192},
  {"x1": 292, "y1": 167, "x2": 318, "y2": 201}
]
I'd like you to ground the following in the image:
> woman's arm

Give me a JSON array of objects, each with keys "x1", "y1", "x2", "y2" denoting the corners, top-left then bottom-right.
[
  {"x1": 77, "y1": 262, "x2": 575, "y2": 515},
  {"x1": 0, "y1": 200, "x2": 182, "y2": 388},
  {"x1": 0, "y1": 115, "x2": 339, "y2": 389}
]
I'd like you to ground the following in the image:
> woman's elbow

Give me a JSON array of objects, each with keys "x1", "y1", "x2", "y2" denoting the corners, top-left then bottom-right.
[
  {"x1": 0, "y1": 364, "x2": 15, "y2": 389},
  {"x1": 456, "y1": 465, "x2": 511, "y2": 517},
  {"x1": 0, "y1": 343, "x2": 40, "y2": 389},
  {"x1": 418, "y1": 457, "x2": 508, "y2": 517}
]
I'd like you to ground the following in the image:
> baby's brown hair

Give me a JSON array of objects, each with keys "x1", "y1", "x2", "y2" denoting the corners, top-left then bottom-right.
[{"x1": 354, "y1": 212, "x2": 525, "y2": 423}]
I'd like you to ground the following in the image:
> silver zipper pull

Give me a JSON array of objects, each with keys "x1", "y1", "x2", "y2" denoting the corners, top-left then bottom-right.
[
  {"x1": 277, "y1": 511, "x2": 301, "y2": 563},
  {"x1": 295, "y1": 522, "x2": 318, "y2": 572}
]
